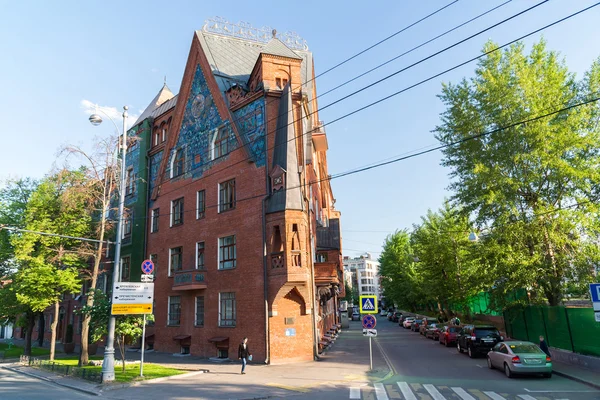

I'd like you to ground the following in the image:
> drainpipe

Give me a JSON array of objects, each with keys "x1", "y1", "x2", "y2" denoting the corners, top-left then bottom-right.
[{"x1": 262, "y1": 98, "x2": 270, "y2": 365}]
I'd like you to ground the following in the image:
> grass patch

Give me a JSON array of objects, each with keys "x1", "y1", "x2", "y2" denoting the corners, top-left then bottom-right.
[
  {"x1": 53, "y1": 356, "x2": 187, "y2": 383},
  {"x1": 0, "y1": 342, "x2": 51, "y2": 358}
]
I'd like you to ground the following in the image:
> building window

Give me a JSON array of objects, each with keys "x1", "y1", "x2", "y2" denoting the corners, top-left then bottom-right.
[
  {"x1": 218, "y1": 179, "x2": 235, "y2": 212},
  {"x1": 168, "y1": 296, "x2": 181, "y2": 326},
  {"x1": 195, "y1": 296, "x2": 204, "y2": 327},
  {"x1": 196, "y1": 242, "x2": 205, "y2": 270},
  {"x1": 154, "y1": 129, "x2": 160, "y2": 146},
  {"x1": 212, "y1": 126, "x2": 232, "y2": 159},
  {"x1": 171, "y1": 148, "x2": 185, "y2": 178},
  {"x1": 151, "y1": 208, "x2": 159, "y2": 233},
  {"x1": 219, "y1": 292, "x2": 236, "y2": 327},
  {"x1": 162, "y1": 127, "x2": 167, "y2": 143},
  {"x1": 169, "y1": 246, "x2": 183, "y2": 275},
  {"x1": 218, "y1": 235, "x2": 236, "y2": 270},
  {"x1": 122, "y1": 210, "x2": 133, "y2": 239},
  {"x1": 121, "y1": 256, "x2": 131, "y2": 281},
  {"x1": 150, "y1": 254, "x2": 157, "y2": 277},
  {"x1": 171, "y1": 198, "x2": 184, "y2": 226},
  {"x1": 196, "y1": 190, "x2": 205, "y2": 219},
  {"x1": 125, "y1": 168, "x2": 135, "y2": 196}
]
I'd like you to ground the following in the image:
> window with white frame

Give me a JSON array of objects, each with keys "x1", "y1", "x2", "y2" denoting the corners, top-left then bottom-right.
[
  {"x1": 151, "y1": 208, "x2": 159, "y2": 233},
  {"x1": 168, "y1": 296, "x2": 181, "y2": 326},
  {"x1": 218, "y1": 179, "x2": 235, "y2": 212},
  {"x1": 171, "y1": 198, "x2": 184, "y2": 226},
  {"x1": 171, "y1": 148, "x2": 185, "y2": 178},
  {"x1": 218, "y1": 235, "x2": 236, "y2": 270},
  {"x1": 211, "y1": 126, "x2": 233, "y2": 160},
  {"x1": 219, "y1": 292, "x2": 236, "y2": 327},
  {"x1": 196, "y1": 190, "x2": 205, "y2": 219},
  {"x1": 196, "y1": 242, "x2": 205, "y2": 270},
  {"x1": 125, "y1": 168, "x2": 135, "y2": 196},
  {"x1": 122, "y1": 210, "x2": 133, "y2": 239},
  {"x1": 169, "y1": 246, "x2": 183, "y2": 275},
  {"x1": 120, "y1": 256, "x2": 131, "y2": 281},
  {"x1": 195, "y1": 296, "x2": 204, "y2": 327}
]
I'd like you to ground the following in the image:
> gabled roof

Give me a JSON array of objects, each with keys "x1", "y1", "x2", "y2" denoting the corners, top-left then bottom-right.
[
  {"x1": 135, "y1": 83, "x2": 175, "y2": 126},
  {"x1": 261, "y1": 38, "x2": 302, "y2": 60}
]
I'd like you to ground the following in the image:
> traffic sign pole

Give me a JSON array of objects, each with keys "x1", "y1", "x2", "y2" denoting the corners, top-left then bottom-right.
[
  {"x1": 369, "y1": 336, "x2": 373, "y2": 371},
  {"x1": 140, "y1": 314, "x2": 146, "y2": 377}
]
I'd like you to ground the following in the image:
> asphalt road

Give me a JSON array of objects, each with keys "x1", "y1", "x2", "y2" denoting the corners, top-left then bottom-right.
[
  {"x1": 335, "y1": 317, "x2": 600, "y2": 400},
  {"x1": 0, "y1": 367, "x2": 95, "y2": 400}
]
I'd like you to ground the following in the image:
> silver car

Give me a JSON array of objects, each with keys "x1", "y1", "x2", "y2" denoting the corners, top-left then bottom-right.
[{"x1": 487, "y1": 341, "x2": 552, "y2": 378}]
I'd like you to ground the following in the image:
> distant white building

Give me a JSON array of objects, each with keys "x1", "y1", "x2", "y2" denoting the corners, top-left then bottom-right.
[{"x1": 343, "y1": 253, "x2": 380, "y2": 299}]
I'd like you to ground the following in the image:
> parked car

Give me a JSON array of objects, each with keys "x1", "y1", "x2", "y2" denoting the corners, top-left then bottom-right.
[
  {"x1": 387, "y1": 312, "x2": 394, "y2": 321},
  {"x1": 419, "y1": 318, "x2": 435, "y2": 335},
  {"x1": 352, "y1": 311, "x2": 360, "y2": 321},
  {"x1": 438, "y1": 325, "x2": 461, "y2": 347},
  {"x1": 411, "y1": 319, "x2": 423, "y2": 332},
  {"x1": 380, "y1": 309, "x2": 388, "y2": 317},
  {"x1": 425, "y1": 323, "x2": 441, "y2": 340},
  {"x1": 487, "y1": 341, "x2": 552, "y2": 378},
  {"x1": 391, "y1": 312, "x2": 403, "y2": 323},
  {"x1": 456, "y1": 325, "x2": 503, "y2": 358},
  {"x1": 402, "y1": 317, "x2": 415, "y2": 328}
]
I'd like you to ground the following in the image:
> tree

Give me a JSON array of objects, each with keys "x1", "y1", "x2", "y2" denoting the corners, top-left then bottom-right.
[
  {"x1": 378, "y1": 230, "x2": 422, "y2": 312},
  {"x1": 11, "y1": 170, "x2": 89, "y2": 357},
  {"x1": 60, "y1": 136, "x2": 119, "y2": 366},
  {"x1": 434, "y1": 40, "x2": 600, "y2": 305}
]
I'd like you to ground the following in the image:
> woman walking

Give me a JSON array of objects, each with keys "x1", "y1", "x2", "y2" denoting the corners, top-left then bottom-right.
[{"x1": 238, "y1": 337, "x2": 252, "y2": 374}]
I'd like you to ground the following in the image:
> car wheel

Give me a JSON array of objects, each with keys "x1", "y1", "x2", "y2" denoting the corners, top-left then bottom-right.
[
  {"x1": 487, "y1": 357, "x2": 493, "y2": 369},
  {"x1": 457, "y1": 342, "x2": 463, "y2": 353},
  {"x1": 543, "y1": 372, "x2": 552, "y2": 378},
  {"x1": 504, "y1": 363, "x2": 513, "y2": 378},
  {"x1": 468, "y1": 346, "x2": 475, "y2": 358}
]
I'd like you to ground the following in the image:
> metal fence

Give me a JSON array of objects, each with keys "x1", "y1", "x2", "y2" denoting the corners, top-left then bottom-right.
[
  {"x1": 21, "y1": 355, "x2": 102, "y2": 383},
  {"x1": 503, "y1": 305, "x2": 600, "y2": 357}
]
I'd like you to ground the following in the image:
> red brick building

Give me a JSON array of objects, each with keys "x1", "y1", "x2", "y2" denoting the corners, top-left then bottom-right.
[{"x1": 140, "y1": 18, "x2": 343, "y2": 364}]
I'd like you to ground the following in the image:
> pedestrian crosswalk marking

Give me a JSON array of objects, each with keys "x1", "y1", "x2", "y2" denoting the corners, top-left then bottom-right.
[
  {"x1": 483, "y1": 391, "x2": 506, "y2": 400},
  {"x1": 518, "y1": 396, "x2": 538, "y2": 400},
  {"x1": 349, "y1": 387, "x2": 361, "y2": 399},
  {"x1": 397, "y1": 382, "x2": 417, "y2": 400},
  {"x1": 453, "y1": 387, "x2": 477, "y2": 400},
  {"x1": 424, "y1": 384, "x2": 446, "y2": 400},
  {"x1": 374, "y1": 383, "x2": 389, "y2": 400}
]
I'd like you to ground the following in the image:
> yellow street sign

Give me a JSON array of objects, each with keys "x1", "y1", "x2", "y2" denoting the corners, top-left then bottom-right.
[{"x1": 111, "y1": 303, "x2": 153, "y2": 315}]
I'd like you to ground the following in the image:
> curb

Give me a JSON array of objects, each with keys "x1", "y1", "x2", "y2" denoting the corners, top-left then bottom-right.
[
  {"x1": 1, "y1": 365, "x2": 100, "y2": 397},
  {"x1": 99, "y1": 369, "x2": 208, "y2": 392},
  {"x1": 553, "y1": 370, "x2": 600, "y2": 390}
]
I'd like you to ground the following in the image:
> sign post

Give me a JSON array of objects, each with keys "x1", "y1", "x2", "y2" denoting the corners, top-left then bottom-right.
[
  {"x1": 590, "y1": 283, "x2": 600, "y2": 322},
  {"x1": 139, "y1": 259, "x2": 154, "y2": 377},
  {"x1": 362, "y1": 314, "x2": 377, "y2": 370}
]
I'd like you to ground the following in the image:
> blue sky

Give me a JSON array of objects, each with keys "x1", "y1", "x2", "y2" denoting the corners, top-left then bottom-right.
[{"x1": 2, "y1": 0, "x2": 600, "y2": 257}]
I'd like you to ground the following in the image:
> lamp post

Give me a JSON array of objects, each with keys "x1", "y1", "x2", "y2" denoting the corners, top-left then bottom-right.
[{"x1": 89, "y1": 105, "x2": 128, "y2": 382}]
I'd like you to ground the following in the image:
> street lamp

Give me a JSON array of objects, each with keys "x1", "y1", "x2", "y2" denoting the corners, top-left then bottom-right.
[{"x1": 89, "y1": 104, "x2": 128, "y2": 382}]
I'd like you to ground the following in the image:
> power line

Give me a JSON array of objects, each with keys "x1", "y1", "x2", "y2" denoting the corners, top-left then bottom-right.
[
  {"x1": 121, "y1": 93, "x2": 600, "y2": 224},
  {"x1": 155, "y1": 0, "x2": 558, "y2": 200}
]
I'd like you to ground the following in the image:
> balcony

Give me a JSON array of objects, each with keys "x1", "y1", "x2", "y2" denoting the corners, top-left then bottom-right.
[
  {"x1": 172, "y1": 269, "x2": 208, "y2": 291},
  {"x1": 315, "y1": 261, "x2": 341, "y2": 286},
  {"x1": 312, "y1": 123, "x2": 328, "y2": 152}
]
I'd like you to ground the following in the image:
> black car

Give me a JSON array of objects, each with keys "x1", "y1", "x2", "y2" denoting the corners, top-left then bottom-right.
[
  {"x1": 391, "y1": 312, "x2": 403, "y2": 323},
  {"x1": 456, "y1": 325, "x2": 503, "y2": 358}
]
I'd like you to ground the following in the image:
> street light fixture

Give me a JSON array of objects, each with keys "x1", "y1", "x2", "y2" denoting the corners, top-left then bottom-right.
[{"x1": 89, "y1": 104, "x2": 128, "y2": 382}]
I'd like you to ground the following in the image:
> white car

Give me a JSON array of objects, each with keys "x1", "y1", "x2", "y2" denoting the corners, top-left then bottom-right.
[
  {"x1": 380, "y1": 310, "x2": 388, "y2": 317},
  {"x1": 403, "y1": 317, "x2": 415, "y2": 328}
]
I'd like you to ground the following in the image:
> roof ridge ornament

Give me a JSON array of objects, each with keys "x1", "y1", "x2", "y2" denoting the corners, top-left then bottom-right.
[{"x1": 202, "y1": 17, "x2": 309, "y2": 51}]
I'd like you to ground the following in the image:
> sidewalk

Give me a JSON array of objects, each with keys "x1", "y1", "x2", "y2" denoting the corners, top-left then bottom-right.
[
  {"x1": 2, "y1": 323, "x2": 391, "y2": 399},
  {"x1": 552, "y1": 361, "x2": 600, "y2": 390}
]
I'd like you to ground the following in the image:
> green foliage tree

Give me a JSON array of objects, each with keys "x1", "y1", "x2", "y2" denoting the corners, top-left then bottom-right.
[{"x1": 434, "y1": 40, "x2": 600, "y2": 305}]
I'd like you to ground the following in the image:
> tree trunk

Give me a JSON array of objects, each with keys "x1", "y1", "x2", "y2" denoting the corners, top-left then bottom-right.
[
  {"x1": 79, "y1": 197, "x2": 108, "y2": 367},
  {"x1": 49, "y1": 301, "x2": 59, "y2": 361},
  {"x1": 37, "y1": 314, "x2": 45, "y2": 347},
  {"x1": 542, "y1": 226, "x2": 562, "y2": 306},
  {"x1": 24, "y1": 311, "x2": 35, "y2": 356},
  {"x1": 117, "y1": 335, "x2": 126, "y2": 372}
]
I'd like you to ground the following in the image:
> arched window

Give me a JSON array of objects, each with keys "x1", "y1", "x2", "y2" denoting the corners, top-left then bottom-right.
[
  {"x1": 212, "y1": 126, "x2": 233, "y2": 159},
  {"x1": 171, "y1": 148, "x2": 185, "y2": 178}
]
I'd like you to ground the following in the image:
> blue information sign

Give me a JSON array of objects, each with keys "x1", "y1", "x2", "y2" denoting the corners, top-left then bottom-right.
[
  {"x1": 591, "y1": 283, "x2": 600, "y2": 303},
  {"x1": 141, "y1": 259, "x2": 154, "y2": 275}
]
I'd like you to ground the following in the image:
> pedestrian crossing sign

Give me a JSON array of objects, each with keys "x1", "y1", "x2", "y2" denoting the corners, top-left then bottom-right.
[{"x1": 360, "y1": 295, "x2": 378, "y2": 314}]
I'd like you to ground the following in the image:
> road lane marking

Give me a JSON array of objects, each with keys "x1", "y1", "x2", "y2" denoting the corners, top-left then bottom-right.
[
  {"x1": 518, "y1": 395, "x2": 537, "y2": 400},
  {"x1": 349, "y1": 387, "x2": 361, "y2": 399},
  {"x1": 452, "y1": 387, "x2": 476, "y2": 400},
  {"x1": 374, "y1": 337, "x2": 397, "y2": 375},
  {"x1": 483, "y1": 391, "x2": 506, "y2": 400},
  {"x1": 424, "y1": 384, "x2": 447, "y2": 400},
  {"x1": 374, "y1": 383, "x2": 389, "y2": 400},
  {"x1": 397, "y1": 382, "x2": 417, "y2": 400}
]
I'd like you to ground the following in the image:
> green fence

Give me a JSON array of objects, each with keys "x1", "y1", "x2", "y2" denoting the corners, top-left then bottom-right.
[{"x1": 504, "y1": 305, "x2": 600, "y2": 357}]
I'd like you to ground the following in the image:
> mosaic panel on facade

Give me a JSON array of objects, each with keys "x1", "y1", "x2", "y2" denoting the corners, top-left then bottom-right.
[
  {"x1": 124, "y1": 125, "x2": 141, "y2": 205},
  {"x1": 166, "y1": 64, "x2": 239, "y2": 181},
  {"x1": 149, "y1": 150, "x2": 163, "y2": 207},
  {"x1": 233, "y1": 97, "x2": 266, "y2": 167}
]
